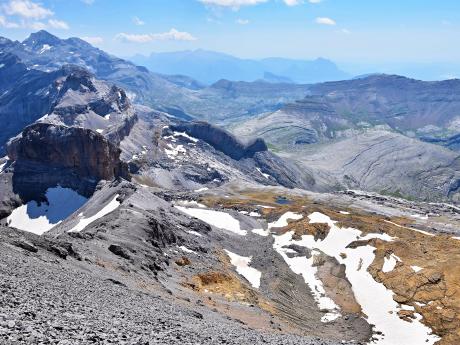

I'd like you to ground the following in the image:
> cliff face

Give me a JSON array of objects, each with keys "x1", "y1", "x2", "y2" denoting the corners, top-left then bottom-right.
[
  {"x1": 171, "y1": 121, "x2": 267, "y2": 160},
  {"x1": 7, "y1": 123, "x2": 129, "y2": 200}
]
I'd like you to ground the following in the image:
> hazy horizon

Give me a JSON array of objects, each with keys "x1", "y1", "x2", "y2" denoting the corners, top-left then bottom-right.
[{"x1": 2, "y1": 0, "x2": 460, "y2": 80}]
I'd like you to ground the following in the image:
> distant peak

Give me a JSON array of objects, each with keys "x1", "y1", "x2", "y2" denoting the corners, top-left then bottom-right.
[{"x1": 23, "y1": 30, "x2": 61, "y2": 46}]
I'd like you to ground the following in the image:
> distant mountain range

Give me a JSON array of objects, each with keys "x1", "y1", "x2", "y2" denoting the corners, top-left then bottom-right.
[{"x1": 131, "y1": 50, "x2": 350, "y2": 85}]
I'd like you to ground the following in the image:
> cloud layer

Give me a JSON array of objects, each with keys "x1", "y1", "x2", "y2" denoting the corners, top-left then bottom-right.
[
  {"x1": 115, "y1": 29, "x2": 197, "y2": 43},
  {"x1": 199, "y1": 0, "x2": 267, "y2": 9}
]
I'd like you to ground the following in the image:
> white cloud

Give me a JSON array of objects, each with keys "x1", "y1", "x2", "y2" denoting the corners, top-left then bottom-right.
[
  {"x1": 81, "y1": 36, "x2": 103, "y2": 45},
  {"x1": 309, "y1": 0, "x2": 322, "y2": 3},
  {"x1": 48, "y1": 19, "x2": 69, "y2": 30},
  {"x1": 315, "y1": 17, "x2": 336, "y2": 25},
  {"x1": 0, "y1": 15, "x2": 20, "y2": 28},
  {"x1": 115, "y1": 29, "x2": 197, "y2": 43},
  {"x1": 236, "y1": 18, "x2": 249, "y2": 25},
  {"x1": 132, "y1": 16, "x2": 145, "y2": 26},
  {"x1": 284, "y1": 0, "x2": 301, "y2": 5},
  {"x1": 340, "y1": 28, "x2": 351, "y2": 34},
  {"x1": 3, "y1": 0, "x2": 53, "y2": 19},
  {"x1": 198, "y1": 0, "x2": 267, "y2": 10},
  {"x1": 1, "y1": 0, "x2": 68, "y2": 30}
]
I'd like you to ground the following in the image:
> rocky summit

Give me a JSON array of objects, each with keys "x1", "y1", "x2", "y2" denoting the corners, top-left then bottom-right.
[{"x1": 1, "y1": 27, "x2": 460, "y2": 345}]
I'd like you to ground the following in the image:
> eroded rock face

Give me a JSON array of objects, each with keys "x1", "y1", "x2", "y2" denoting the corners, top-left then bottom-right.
[
  {"x1": 171, "y1": 121, "x2": 267, "y2": 160},
  {"x1": 7, "y1": 123, "x2": 129, "y2": 200}
]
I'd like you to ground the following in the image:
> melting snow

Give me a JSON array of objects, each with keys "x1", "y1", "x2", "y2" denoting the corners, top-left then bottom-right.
[
  {"x1": 252, "y1": 228, "x2": 269, "y2": 236},
  {"x1": 37, "y1": 114, "x2": 49, "y2": 122},
  {"x1": 165, "y1": 144, "x2": 186, "y2": 159},
  {"x1": 175, "y1": 207, "x2": 247, "y2": 236},
  {"x1": 175, "y1": 200, "x2": 207, "y2": 208},
  {"x1": 96, "y1": 129, "x2": 104, "y2": 133},
  {"x1": 268, "y1": 211, "x2": 303, "y2": 229},
  {"x1": 39, "y1": 44, "x2": 52, "y2": 54},
  {"x1": 0, "y1": 157, "x2": 8, "y2": 173},
  {"x1": 382, "y1": 254, "x2": 401, "y2": 273},
  {"x1": 7, "y1": 187, "x2": 87, "y2": 235},
  {"x1": 257, "y1": 204, "x2": 275, "y2": 209},
  {"x1": 339, "y1": 211, "x2": 350, "y2": 215},
  {"x1": 249, "y1": 211, "x2": 303, "y2": 237},
  {"x1": 173, "y1": 131, "x2": 199, "y2": 142},
  {"x1": 185, "y1": 230, "x2": 203, "y2": 237},
  {"x1": 69, "y1": 194, "x2": 120, "y2": 232},
  {"x1": 194, "y1": 187, "x2": 209, "y2": 192},
  {"x1": 104, "y1": 114, "x2": 111, "y2": 120},
  {"x1": 256, "y1": 167, "x2": 270, "y2": 179},
  {"x1": 272, "y1": 211, "x2": 439, "y2": 343},
  {"x1": 411, "y1": 265, "x2": 423, "y2": 273},
  {"x1": 225, "y1": 250, "x2": 261, "y2": 288},
  {"x1": 178, "y1": 246, "x2": 197, "y2": 254}
]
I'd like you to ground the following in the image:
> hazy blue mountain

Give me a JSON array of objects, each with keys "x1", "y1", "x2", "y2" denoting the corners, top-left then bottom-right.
[{"x1": 131, "y1": 49, "x2": 349, "y2": 85}]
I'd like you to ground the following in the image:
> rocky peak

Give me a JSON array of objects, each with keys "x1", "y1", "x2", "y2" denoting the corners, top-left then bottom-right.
[
  {"x1": 23, "y1": 30, "x2": 62, "y2": 48},
  {"x1": 52, "y1": 65, "x2": 132, "y2": 118},
  {"x1": 58, "y1": 65, "x2": 98, "y2": 93}
]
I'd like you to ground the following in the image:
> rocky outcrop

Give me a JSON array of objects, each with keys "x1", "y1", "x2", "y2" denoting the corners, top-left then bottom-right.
[
  {"x1": 171, "y1": 121, "x2": 267, "y2": 160},
  {"x1": 0, "y1": 52, "x2": 137, "y2": 154},
  {"x1": 7, "y1": 123, "x2": 129, "y2": 200}
]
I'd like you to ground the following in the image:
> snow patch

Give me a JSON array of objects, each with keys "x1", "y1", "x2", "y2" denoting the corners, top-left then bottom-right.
[
  {"x1": 175, "y1": 207, "x2": 247, "y2": 236},
  {"x1": 69, "y1": 194, "x2": 120, "y2": 233},
  {"x1": 96, "y1": 129, "x2": 104, "y2": 133},
  {"x1": 382, "y1": 254, "x2": 401, "y2": 273},
  {"x1": 225, "y1": 250, "x2": 261, "y2": 288},
  {"x1": 173, "y1": 131, "x2": 199, "y2": 143},
  {"x1": 194, "y1": 187, "x2": 208, "y2": 192},
  {"x1": 175, "y1": 200, "x2": 207, "y2": 208},
  {"x1": 186, "y1": 230, "x2": 203, "y2": 237},
  {"x1": 252, "y1": 228, "x2": 269, "y2": 237},
  {"x1": 165, "y1": 144, "x2": 186, "y2": 159},
  {"x1": 256, "y1": 167, "x2": 270, "y2": 179},
  {"x1": 178, "y1": 246, "x2": 197, "y2": 254},
  {"x1": 268, "y1": 212, "x2": 303, "y2": 229},
  {"x1": 411, "y1": 265, "x2": 423, "y2": 273},
  {"x1": 7, "y1": 187, "x2": 87, "y2": 235},
  {"x1": 39, "y1": 44, "x2": 52, "y2": 54},
  {"x1": 0, "y1": 157, "x2": 8, "y2": 173}
]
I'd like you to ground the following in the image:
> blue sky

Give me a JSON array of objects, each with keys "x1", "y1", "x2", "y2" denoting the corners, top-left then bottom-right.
[{"x1": 1, "y1": 0, "x2": 460, "y2": 77}]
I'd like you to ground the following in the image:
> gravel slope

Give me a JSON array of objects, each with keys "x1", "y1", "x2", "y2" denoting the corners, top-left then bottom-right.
[{"x1": 0, "y1": 229, "x2": 357, "y2": 345}]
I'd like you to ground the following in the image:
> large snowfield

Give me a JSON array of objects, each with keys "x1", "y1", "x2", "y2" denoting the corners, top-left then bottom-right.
[{"x1": 7, "y1": 186, "x2": 88, "y2": 235}]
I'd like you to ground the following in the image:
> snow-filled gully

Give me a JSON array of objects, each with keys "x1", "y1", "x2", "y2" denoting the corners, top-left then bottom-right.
[{"x1": 272, "y1": 211, "x2": 439, "y2": 345}]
